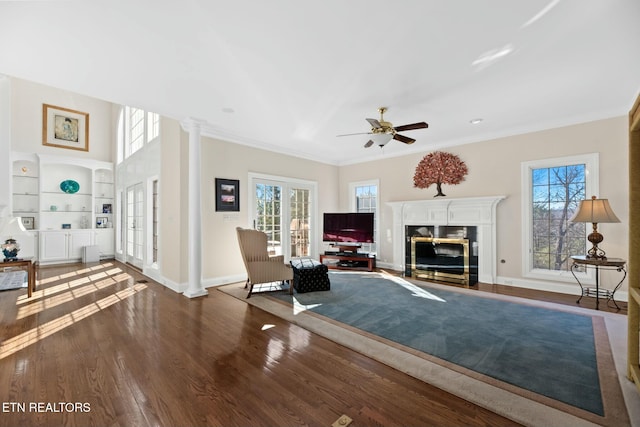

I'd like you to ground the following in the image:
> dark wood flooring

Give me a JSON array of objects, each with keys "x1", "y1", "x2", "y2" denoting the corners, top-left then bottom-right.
[{"x1": 0, "y1": 261, "x2": 624, "y2": 426}]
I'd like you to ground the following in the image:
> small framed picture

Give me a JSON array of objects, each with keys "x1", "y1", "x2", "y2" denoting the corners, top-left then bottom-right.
[
  {"x1": 96, "y1": 217, "x2": 107, "y2": 228},
  {"x1": 21, "y1": 217, "x2": 35, "y2": 230},
  {"x1": 102, "y1": 203, "x2": 112, "y2": 214},
  {"x1": 215, "y1": 178, "x2": 240, "y2": 212},
  {"x1": 42, "y1": 104, "x2": 89, "y2": 152},
  {"x1": 62, "y1": 223, "x2": 71, "y2": 229}
]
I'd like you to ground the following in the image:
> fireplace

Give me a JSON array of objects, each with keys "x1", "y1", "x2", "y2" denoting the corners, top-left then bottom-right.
[
  {"x1": 387, "y1": 196, "x2": 505, "y2": 284},
  {"x1": 405, "y1": 225, "x2": 478, "y2": 286}
]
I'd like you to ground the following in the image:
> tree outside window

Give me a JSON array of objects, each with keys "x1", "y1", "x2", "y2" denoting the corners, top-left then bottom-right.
[{"x1": 531, "y1": 164, "x2": 586, "y2": 271}]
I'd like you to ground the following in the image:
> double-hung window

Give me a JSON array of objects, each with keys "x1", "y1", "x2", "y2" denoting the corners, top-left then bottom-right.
[
  {"x1": 349, "y1": 180, "x2": 379, "y2": 254},
  {"x1": 521, "y1": 153, "x2": 598, "y2": 281}
]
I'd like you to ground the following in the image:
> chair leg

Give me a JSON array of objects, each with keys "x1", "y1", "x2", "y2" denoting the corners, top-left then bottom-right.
[
  {"x1": 246, "y1": 282, "x2": 253, "y2": 298},
  {"x1": 244, "y1": 278, "x2": 249, "y2": 289}
]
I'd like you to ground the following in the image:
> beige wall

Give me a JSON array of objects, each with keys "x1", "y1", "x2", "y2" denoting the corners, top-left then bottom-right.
[
  {"x1": 10, "y1": 78, "x2": 113, "y2": 162},
  {"x1": 199, "y1": 136, "x2": 339, "y2": 283},
  {"x1": 338, "y1": 116, "x2": 629, "y2": 291}
]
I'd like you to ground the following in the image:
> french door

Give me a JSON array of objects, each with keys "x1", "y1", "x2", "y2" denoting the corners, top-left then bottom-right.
[
  {"x1": 126, "y1": 182, "x2": 144, "y2": 268},
  {"x1": 250, "y1": 174, "x2": 316, "y2": 261}
]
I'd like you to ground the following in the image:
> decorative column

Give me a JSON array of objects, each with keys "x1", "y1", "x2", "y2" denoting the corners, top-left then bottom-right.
[{"x1": 181, "y1": 118, "x2": 208, "y2": 298}]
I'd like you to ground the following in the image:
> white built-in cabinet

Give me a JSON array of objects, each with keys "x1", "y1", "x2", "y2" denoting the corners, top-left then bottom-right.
[{"x1": 10, "y1": 152, "x2": 116, "y2": 264}]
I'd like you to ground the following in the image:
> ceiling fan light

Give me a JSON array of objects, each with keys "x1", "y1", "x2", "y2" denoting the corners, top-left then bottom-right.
[{"x1": 371, "y1": 133, "x2": 393, "y2": 146}]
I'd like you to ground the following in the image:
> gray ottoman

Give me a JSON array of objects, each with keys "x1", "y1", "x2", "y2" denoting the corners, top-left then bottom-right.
[{"x1": 290, "y1": 258, "x2": 330, "y2": 293}]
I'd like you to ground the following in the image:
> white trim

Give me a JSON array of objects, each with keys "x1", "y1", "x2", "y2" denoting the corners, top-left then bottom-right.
[{"x1": 520, "y1": 153, "x2": 599, "y2": 283}]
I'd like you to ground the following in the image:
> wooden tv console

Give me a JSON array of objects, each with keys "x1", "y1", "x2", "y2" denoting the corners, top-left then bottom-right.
[{"x1": 320, "y1": 252, "x2": 376, "y2": 272}]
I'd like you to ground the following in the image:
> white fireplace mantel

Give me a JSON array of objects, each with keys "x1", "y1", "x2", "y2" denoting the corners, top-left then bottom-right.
[{"x1": 387, "y1": 196, "x2": 506, "y2": 284}]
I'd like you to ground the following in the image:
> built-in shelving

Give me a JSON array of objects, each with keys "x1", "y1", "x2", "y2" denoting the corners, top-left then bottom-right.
[{"x1": 10, "y1": 152, "x2": 116, "y2": 263}]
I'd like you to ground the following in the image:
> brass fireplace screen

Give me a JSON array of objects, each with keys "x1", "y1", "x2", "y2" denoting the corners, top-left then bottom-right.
[{"x1": 410, "y1": 237, "x2": 470, "y2": 286}]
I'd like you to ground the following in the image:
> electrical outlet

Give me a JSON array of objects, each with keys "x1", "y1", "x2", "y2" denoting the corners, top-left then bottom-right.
[{"x1": 331, "y1": 414, "x2": 353, "y2": 427}]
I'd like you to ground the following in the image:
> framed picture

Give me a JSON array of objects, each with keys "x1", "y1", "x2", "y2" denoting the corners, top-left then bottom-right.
[
  {"x1": 42, "y1": 103, "x2": 89, "y2": 152},
  {"x1": 215, "y1": 178, "x2": 240, "y2": 212},
  {"x1": 102, "y1": 203, "x2": 112, "y2": 214},
  {"x1": 96, "y1": 217, "x2": 107, "y2": 228},
  {"x1": 21, "y1": 217, "x2": 35, "y2": 230}
]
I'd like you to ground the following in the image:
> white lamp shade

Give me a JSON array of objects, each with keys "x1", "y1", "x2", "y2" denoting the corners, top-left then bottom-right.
[
  {"x1": 371, "y1": 133, "x2": 393, "y2": 146},
  {"x1": 0, "y1": 217, "x2": 32, "y2": 239},
  {"x1": 570, "y1": 197, "x2": 620, "y2": 223}
]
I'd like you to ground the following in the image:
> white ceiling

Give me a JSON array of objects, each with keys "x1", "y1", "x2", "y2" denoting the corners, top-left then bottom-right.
[{"x1": 1, "y1": 0, "x2": 639, "y2": 165}]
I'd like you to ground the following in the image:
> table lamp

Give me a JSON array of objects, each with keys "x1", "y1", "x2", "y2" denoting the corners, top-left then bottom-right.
[{"x1": 569, "y1": 196, "x2": 620, "y2": 259}]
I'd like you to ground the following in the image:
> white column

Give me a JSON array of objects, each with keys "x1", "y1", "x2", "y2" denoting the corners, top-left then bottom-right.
[{"x1": 182, "y1": 118, "x2": 208, "y2": 298}]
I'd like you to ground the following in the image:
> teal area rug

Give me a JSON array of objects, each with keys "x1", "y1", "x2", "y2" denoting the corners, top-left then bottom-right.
[
  {"x1": 274, "y1": 272, "x2": 602, "y2": 414},
  {"x1": 220, "y1": 271, "x2": 634, "y2": 427}
]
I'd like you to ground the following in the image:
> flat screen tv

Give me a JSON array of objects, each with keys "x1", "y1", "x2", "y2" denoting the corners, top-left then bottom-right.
[{"x1": 322, "y1": 212, "x2": 374, "y2": 243}]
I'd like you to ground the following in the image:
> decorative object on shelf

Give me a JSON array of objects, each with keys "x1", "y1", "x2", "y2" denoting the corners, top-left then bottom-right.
[
  {"x1": 62, "y1": 224, "x2": 71, "y2": 229},
  {"x1": 96, "y1": 217, "x2": 107, "y2": 228},
  {"x1": 50, "y1": 205, "x2": 57, "y2": 211},
  {"x1": 570, "y1": 195, "x2": 621, "y2": 259},
  {"x1": 413, "y1": 151, "x2": 468, "y2": 197},
  {"x1": 0, "y1": 217, "x2": 31, "y2": 260},
  {"x1": 21, "y1": 217, "x2": 35, "y2": 230},
  {"x1": 215, "y1": 178, "x2": 240, "y2": 212},
  {"x1": 60, "y1": 179, "x2": 80, "y2": 194},
  {"x1": 102, "y1": 203, "x2": 112, "y2": 214},
  {"x1": 42, "y1": 104, "x2": 89, "y2": 152}
]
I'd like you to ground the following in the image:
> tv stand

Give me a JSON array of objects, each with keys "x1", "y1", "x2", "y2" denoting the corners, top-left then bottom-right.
[
  {"x1": 331, "y1": 243, "x2": 361, "y2": 253},
  {"x1": 320, "y1": 252, "x2": 376, "y2": 272}
]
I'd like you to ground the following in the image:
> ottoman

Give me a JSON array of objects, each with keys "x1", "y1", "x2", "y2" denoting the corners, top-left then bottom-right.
[{"x1": 290, "y1": 258, "x2": 330, "y2": 293}]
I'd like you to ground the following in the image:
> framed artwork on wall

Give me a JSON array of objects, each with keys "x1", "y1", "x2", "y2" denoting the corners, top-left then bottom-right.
[
  {"x1": 42, "y1": 103, "x2": 89, "y2": 152},
  {"x1": 215, "y1": 178, "x2": 240, "y2": 212}
]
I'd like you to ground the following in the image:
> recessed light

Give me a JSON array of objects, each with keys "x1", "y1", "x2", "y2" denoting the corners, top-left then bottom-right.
[{"x1": 470, "y1": 118, "x2": 483, "y2": 125}]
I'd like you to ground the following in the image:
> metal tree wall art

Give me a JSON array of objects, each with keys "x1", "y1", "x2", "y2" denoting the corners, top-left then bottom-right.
[{"x1": 413, "y1": 151, "x2": 468, "y2": 197}]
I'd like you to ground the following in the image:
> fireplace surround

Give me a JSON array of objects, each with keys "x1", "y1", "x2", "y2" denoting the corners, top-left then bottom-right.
[{"x1": 387, "y1": 196, "x2": 506, "y2": 284}]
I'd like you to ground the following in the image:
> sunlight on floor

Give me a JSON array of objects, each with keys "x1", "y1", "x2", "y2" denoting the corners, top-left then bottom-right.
[
  {"x1": 379, "y1": 271, "x2": 447, "y2": 302},
  {"x1": 291, "y1": 297, "x2": 322, "y2": 315},
  {"x1": 0, "y1": 282, "x2": 147, "y2": 360}
]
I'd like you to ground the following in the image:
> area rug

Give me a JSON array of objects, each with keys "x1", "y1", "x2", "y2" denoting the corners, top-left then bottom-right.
[
  {"x1": 219, "y1": 271, "x2": 639, "y2": 427},
  {"x1": 0, "y1": 270, "x2": 27, "y2": 291}
]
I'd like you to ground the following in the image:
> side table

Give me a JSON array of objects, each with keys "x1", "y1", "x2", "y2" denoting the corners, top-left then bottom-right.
[
  {"x1": 2, "y1": 258, "x2": 37, "y2": 298},
  {"x1": 570, "y1": 255, "x2": 626, "y2": 310}
]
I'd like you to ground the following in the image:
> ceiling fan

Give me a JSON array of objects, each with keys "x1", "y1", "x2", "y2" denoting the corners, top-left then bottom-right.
[{"x1": 338, "y1": 107, "x2": 428, "y2": 148}]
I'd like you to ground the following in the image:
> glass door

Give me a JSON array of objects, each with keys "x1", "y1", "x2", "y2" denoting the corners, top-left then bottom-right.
[
  {"x1": 250, "y1": 174, "x2": 316, "y2": 261},
  {"x1": 126, "y1": 182, "x2": 144, "y2": 268}
]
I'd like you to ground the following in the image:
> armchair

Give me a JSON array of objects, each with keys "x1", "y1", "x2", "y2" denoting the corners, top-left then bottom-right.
[{"x1": 236, "y1": 227, "x2": 293, "y2": 298}]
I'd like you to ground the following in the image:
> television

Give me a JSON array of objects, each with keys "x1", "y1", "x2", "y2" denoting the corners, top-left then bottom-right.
[{"x1": 322, "y1": 212, "x2": 374, "y2": 244}]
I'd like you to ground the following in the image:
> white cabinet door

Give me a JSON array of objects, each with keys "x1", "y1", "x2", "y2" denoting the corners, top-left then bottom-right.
[
  {"x1": 40, "y1": 230, "x2": 95, "y2": 263},
  {"x1": 94, "y1": 229, "x2": 115, "y2": 257},
  {"x1": 69, "y1": 231, "x2": 93, "y2": 259},
  {"x1": 40, "y1": 231, "x2": 68, "y2": 262}
]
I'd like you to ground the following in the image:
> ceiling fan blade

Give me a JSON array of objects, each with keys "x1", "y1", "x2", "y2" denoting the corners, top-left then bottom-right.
[
  {"x1": 364, "y1": 140, "x2": 374, "y2": 148},
  {"x1": 393, "y1": 134, "x2": 415, "y2": 144},
  {"x1": 393, "y1": 122, "x2": 428, "y2": 132},
  {"x1": 366, "y1": 118, "x2": 382, "y2": 129},
  {"x1": 337, "y1": 132, "x2": 372, "y2": 137}
]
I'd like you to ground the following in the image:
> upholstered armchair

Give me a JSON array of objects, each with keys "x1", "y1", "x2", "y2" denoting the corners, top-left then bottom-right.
[{"x1": 236, "y1": 227, "x2": 293, "y2": 298}]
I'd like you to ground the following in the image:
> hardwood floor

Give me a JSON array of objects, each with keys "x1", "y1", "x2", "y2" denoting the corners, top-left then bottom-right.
[{"x1": 0, "y1": 261, "x2": 623, "y2": 426}]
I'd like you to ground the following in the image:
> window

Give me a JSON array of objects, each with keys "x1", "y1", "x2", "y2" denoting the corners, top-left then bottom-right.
[
  {"x1": 349, "y1": 180, "x2": 379, "y2": 254},
  {"x1": 522, "y1": 153, "x2": 598, "y2": 281},
  {"x1": 118, "y1": 106, "x2": 160, "y2": 161}
]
